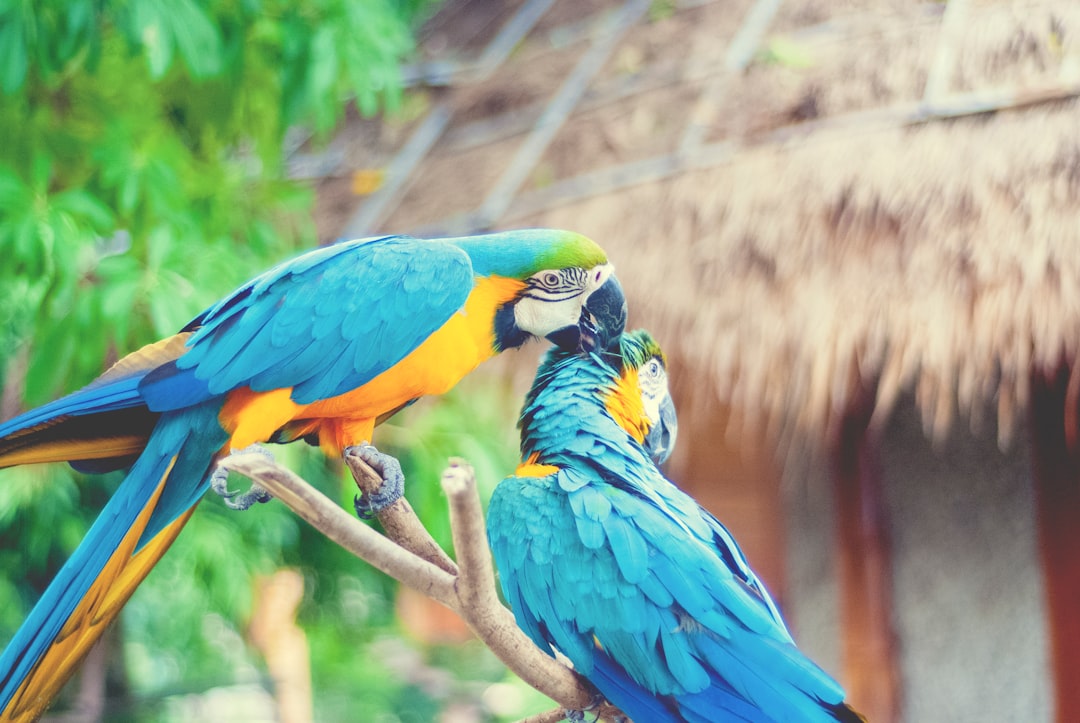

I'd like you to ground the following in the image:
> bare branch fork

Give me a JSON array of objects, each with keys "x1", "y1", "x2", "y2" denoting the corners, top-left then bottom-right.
[{"x1": 220, "y1": 452, "x2": 623, "y2": 723}]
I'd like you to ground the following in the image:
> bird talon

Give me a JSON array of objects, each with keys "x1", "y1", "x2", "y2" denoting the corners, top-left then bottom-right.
[
  {"x1": 347, "y1": 443, "x2": 405, "y2": 518},
  {"x1": 210, "y1": 468, "x2": 236, "y2": 499},
  {"x1": 572, "y1": 693, "x2": 610, "y2": 723},
  {"x1": 212, "y1": 445, "x2": 275, "y2": 511},
  {"x1": 223, "y1": 484, "x2": 272, "y2": 510}
]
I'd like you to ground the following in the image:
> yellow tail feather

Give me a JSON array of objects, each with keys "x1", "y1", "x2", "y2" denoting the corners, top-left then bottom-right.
[
  {"x1": 2, "y1": 459, "x2": 196, "y2": 723},
  {"x1": 0, "y1": 436, "x2": 147, "y2": 469},
  {"x1": 88, "y1": 333, "x2": 193, "y2": 389},
  {"x1": 0, "y1": 333, "x2": 191, "y2": 472}
]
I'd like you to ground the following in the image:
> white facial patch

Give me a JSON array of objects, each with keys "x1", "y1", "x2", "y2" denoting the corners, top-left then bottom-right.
[
  {"x1": 585, "y1": 263, "x2": 614, "y2": 293},
  {"x1": 513, "y1": 294, "x2": 582, "y2": 336},
  {"x1": 638, "y1": 358, "x2": 668, "y2": 426},
  {"x1": 512, "y1": 264, "x2": 608, "y2": 337}
]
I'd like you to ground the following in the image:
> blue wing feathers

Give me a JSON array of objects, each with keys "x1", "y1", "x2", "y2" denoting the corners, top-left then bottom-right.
[
  {"x1": 142, "y1": 236, "x2": 474, "y2": 410},
  {"x1": 637, "y1": 570, "x2": 675, "y2": 608},
  {"x1": 603, "y1": 513, "x2": 649, "y2": 584},
  {"x1": 571, "y1": 514, "x2": 605, "y2": 550},
  {"x1": 658, "y1": 625, "x2": 710, "y2": 692},
  {"x1": 139, "y1": 402, "x2": 229, "y2": 542},
  {"x1": 589, "y1": 654, "x2": 684, "y2": 723},
  {"x1": 0, "y1": 375, "x2": 145, "y2": 439}
]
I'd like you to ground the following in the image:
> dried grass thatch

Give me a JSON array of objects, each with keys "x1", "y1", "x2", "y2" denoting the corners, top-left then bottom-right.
[{"x1": 525, "y1": 98, "x2": 1080, "y2": 450}]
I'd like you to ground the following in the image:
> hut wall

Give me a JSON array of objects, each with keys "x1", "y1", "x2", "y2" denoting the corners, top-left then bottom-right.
[{"x1": 787, "y1": 398, "x2": 1052, "y2": 721}]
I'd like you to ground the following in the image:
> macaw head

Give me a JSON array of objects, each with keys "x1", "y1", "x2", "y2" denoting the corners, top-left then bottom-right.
[
  {"x1": 606, "y1": 329, "x2": 678, "y2": 465},
  {"x1": 449, "y1": 229, "x2": 626, "y2": 354}
]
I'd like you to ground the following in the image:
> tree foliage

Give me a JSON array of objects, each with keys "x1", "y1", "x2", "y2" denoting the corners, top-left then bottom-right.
[{"x1": 0, "y1": 0, "x2": 421, "y2": 403}]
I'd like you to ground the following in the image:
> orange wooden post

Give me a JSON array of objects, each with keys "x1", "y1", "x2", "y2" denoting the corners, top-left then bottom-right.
[
  {"x1": 249, "y1": 570, "x2": 313, "y2": 723},
  {"x1": 1030, "y1": 366, "x2": 1080, "y2": 723},
  {"x1": 670, "y1": 408, "x2": 788, "y2": 610},
  {"x1": 829, "y1": 380, "x2": 900, "y2": 723}
]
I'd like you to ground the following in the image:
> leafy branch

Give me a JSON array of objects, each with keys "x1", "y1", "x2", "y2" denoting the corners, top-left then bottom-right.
[{"x1": 221, "y1": 451, "x2": 624, "y2": 723}]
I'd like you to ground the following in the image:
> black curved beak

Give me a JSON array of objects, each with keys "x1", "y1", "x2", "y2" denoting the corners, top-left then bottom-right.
[
  {"x1": 545, "y1": 325, "x2": 581, "y2": 350},
  {"x1": 644, "y1": 393, "x2": 678, "y2": 465},
  {"x1": 578, "y1": 275, "x2": 627, "y2": 354}
]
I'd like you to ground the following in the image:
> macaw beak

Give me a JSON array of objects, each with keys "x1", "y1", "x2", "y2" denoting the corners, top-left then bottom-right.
[
  {"x1": 577, "y1": 275, "x2": 627, "y2": 354},
  {"x1": 645, "y1": 393, "x2": 678, "y2": 465}
]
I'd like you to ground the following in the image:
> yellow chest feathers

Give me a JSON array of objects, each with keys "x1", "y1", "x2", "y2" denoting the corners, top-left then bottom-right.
[
  {"x1": 222, "y1": 275, "x2": 526, "y2": 449},
  {"x1": 604, "y1": 367, "x2": 649, "y2": 444}
]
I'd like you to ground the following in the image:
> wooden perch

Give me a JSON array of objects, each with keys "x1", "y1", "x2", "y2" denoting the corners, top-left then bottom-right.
[
  {"x1": 220, "y1": 452, "x2": 623, "y2": 723},
  {"x1": 345, "y1": 452, "x2": 459, "y2": 576}
]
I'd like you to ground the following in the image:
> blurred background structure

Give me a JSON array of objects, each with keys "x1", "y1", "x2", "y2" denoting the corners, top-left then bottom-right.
[{"x1": 5, "y1": 0, "x2": 1080, "y2": 721}]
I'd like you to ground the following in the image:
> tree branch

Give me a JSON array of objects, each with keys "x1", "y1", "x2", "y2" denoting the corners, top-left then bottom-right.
[
  {"x1": 221, "y1": 452, "x2": 621, "y2": 720},
  {"x1": 442, "y1": 459, "x2": 497, "y2": 612},
  {"x1": 220, "y1": 455, "x2": 457, "y2": 606},
  {"x1": 345, "y1": 451, "x2": 458, "y2": 576}
]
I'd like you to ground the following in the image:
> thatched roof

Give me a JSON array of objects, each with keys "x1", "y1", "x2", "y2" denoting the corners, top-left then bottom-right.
[
  {"x1": 523, "y1": 99, "x2": 1080, "y2": 449},
  {"x1": 506, "y1": 0, "x2": 1080, "y2": 449}
]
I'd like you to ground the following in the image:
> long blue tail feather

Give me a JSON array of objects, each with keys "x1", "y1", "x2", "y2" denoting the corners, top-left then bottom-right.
[
  {"x1": 0, "y1": 375, "x2": 146, "y2": 441},
  {"x1": 0, "y1": 401, "x2": 227, "y2": 715}
]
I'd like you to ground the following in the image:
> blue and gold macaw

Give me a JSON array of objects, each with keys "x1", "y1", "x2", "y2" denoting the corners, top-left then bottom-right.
[
  {"x1": 0, "y1": 229, "x2": 626, "y2": 722},
  {"x1": 488, "y1": 331, "x2": 862, "y2": 722}
]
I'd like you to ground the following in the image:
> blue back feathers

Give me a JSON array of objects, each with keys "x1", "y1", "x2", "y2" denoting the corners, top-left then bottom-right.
[
  {"x1": 488, "y1": 333, "x2": 857, "y2": 722},
  {"x1": 140, "y1": 236, "x2": 475, "y2": 408}
]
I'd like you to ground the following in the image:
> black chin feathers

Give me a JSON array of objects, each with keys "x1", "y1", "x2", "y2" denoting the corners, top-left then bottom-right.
[{"x1": 493, "y1": 302, "x2": 531, "y2": 352}]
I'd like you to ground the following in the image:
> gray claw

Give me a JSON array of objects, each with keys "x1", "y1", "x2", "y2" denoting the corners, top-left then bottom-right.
[
  {"x1": 348, "y1": 444, "x2": 405, "y2": 519},
  {"x1": 565, "y1": 692, "x2": 609, "y2": 723},
  {"x1": 211, "y1": 445, "x2": 275, "y2": 510},
  {"x1": 222, "y1": 484, "x2": 272, "y2": 510}
]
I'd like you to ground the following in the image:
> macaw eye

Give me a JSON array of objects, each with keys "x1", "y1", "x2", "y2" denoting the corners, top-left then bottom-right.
[
  {"x1": 646, "y1": 359, "x2": 661, "y2": 377},
  {"x1": 543, "y1": 271, "x2": 561, "y2": 287}
]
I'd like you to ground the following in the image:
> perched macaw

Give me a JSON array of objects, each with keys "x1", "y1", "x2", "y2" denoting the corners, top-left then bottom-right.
[
  {"x1": 0, "y1": 229, "x2": 626, "y2": 722},
  {"x1": 487, "y1": 331, "x2": 862, "y2": 722}
]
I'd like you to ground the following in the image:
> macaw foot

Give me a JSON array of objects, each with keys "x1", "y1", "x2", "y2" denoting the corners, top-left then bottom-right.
[
  {"x1": 347, "y1": 444, "x2": 405, "y2": 519},
  {"x1": 565, "y1": 692, "x2": 613, "y2": 723},
  {"x1": 565, "y1": 710, "x2": 614, "y2": 723},
  {"x1": 211, "y1": 444, "x2": 275, "y2": 510}
]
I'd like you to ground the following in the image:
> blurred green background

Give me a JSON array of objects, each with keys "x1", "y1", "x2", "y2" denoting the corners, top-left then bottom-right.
[{"x1": 0, "y1": 2, "x2": 551, "y2": 720}]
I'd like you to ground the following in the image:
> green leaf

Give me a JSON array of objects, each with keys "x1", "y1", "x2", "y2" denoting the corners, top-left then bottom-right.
[
  {"x1": 128, "y1": 0, "x2": 174, "y2": 78},
  {"x1": 10, "y1": 214, "x2": 43, "y2": 274},
  {"x1": 23, "y1": 317, "x2": 78, "y2": 403},
  {"x1": 0, "y1": 164, "x2": 29, "y2": 209},
  {"x1": 57, "y1": 0, "x2": 95, "y2": 63},
  {"x1": 167, "y1": 0, "x2": 222, "y2": 78},
  {"x1": 97, "y1": 257, "x2": 141, "y2": 341},
  {"x1": 0, "y1": 13, "x2": 29, "y2": 94},
  {"x1": 52, "y1": 189, "x2": 114, "y2": 230}
]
